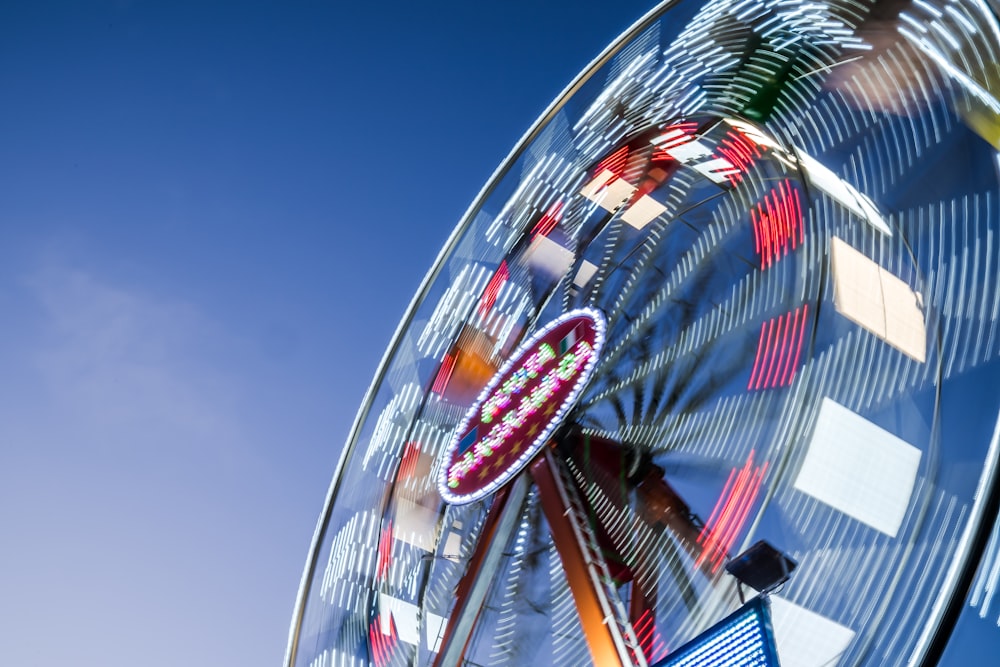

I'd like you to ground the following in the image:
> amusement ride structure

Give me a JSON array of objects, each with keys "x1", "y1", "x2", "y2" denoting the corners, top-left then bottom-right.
[{"x1": 286, "y1": 0, "x2": 1000, "y2": 664}]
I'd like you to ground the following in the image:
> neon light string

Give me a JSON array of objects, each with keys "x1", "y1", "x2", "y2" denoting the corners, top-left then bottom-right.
[
  {"x1": 634, "y1": 608, "x2": 669, "y2": 663},
  {"x1": 398, "y1": 442, "x2": 420, "y2": 480},
  {"x1": 697, "y1": 461, "x2": 752, "y2": 570},
  {"x1": 786, "y1": 304, "x2": 809, "y2": 386},
  {"x1": 700, "y1": 468, "x2": 739, "y2": 545},
  {"x1": 481, "y1": 343, "x2": 555, "y2": 423},
  {"x1": 448, "y1": 340, "x2": 594, "y2": 487},
  {"x1": 752, "y1": 181, "x2": 802, "y2": 269},
  {"x1": 771, "y1": 309, "x2": 797, "y2": 390},
  {"x1": 751, "y1": 206, "x2": 762, "y2": 257},
  {"x1": 716, "y1": 128, "x2": 761, "y2": 185},
  {"x1": 710, "y1": 461, "x2": 767, "y2": 571},
  {"x1": 369, "y1": 613, "x2": 397, "y2": 667},
  {"x1": 780, "y1": 181, "x2": 793, "y2": 252},
  {"x1": 747, "y1": 322, "x2": 768, "y2": 390},
  {"x1": 707, "y1": 471, "x2": 748, "y2": 570},
  {"x1": 747, "y1": 318, "x2": 775, "y2": 390}
]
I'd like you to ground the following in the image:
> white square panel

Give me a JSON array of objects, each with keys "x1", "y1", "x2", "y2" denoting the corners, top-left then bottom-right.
[
  {"x1": 830, "y1": 237, "x2": 926, "y2": 363},
  {"x1": 525, "y1": 234, "x2": 575, "y2": 278},
  {"x1": 800, "y1": 154, "x2": 891, "y2": 234},
  {"x1": 378, "y1": 593, "x2": 446, "y2": 651},
  {"x1": 573, "y1": 260, "x2": 598, "y2": 288},
  {"x1": 879, "y1": 266, "x2": 927, "y2": 363},
  {"x1": 579, "y1": 168, "x2": 636, "y2": 211},
  {"x1": 794, "y1": 397, "x2": 921, "y2": 537},
  {"x1": 830, "y1": 237, "x2": 884, "y2": 335},
  {"x1": 443, "y1": 531, "x2": 463, "y2": 559},
  {"x1": 770, "y1": 595, "x2": 855, "y2": 667},
  {"x1": 393, "y1": 498, "x2": 438, "y2": 551},
  {"x1": 621, "y1": 194, "x2": 667, "y2": 229},
  {"x1": 579, "y1": 168, "x2": 615, "y2": 199},
  {"x1": 663, "y1": 137, "x2": 712, "y2": 163}
]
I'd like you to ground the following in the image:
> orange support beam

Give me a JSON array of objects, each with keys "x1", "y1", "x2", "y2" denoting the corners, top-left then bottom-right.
[{"x1": 530, "y1": 448, "x2": 647, "y2": 667}]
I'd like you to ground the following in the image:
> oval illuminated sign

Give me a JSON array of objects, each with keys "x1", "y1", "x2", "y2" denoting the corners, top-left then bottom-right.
[{"x1": 437, "y1": 308, "x2": 606, "y2": 504}]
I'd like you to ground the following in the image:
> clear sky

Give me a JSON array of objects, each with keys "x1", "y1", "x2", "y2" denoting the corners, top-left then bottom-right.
[{"x1": 0, "y1": 2, "x2": 652, "y2": 666}]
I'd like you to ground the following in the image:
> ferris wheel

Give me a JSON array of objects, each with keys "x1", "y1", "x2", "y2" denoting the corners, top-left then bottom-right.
[{"x1": 285, "y1": 0, "x2": 1000, "y2": 665}]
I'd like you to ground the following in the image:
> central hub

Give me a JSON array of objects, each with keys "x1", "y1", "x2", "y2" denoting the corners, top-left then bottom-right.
[{"x1": 437, "y1": 308, "x2": 607, "y2": 504}]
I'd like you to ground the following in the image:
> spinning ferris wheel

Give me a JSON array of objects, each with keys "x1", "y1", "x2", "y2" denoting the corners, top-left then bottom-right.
[{"x1": 285, "y1": 0, "x2": 1000, "y2": 665}]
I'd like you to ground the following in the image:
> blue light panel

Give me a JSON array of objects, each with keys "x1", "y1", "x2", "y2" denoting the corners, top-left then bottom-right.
[{"x1": 652, "y1": 596, "x2": 780, "y2": 667}]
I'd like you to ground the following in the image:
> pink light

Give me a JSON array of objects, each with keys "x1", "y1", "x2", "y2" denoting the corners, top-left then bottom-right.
[
  {"x1": 747, "y1": 319, "x2": 774, "y2": 390},
  {"x1": 771, "y1": 309, "x2": 796, "y2": 388},
  {"x1": 761, "y1": 310, "x2": 787, "y2": 390},
  {"x1": 786, "y1": 304, "x2": 809, "y2": 386},
  {"x1": 701, "y1": 468, "x2": 739, "y2": 543},
  {"x1": 479, "y1": 260, "x2": 509, "y2": 316},
  {"x1": 710, "y1": 463, "x2": 767, "y2": 571},
  {"x1": 698, "y1": 462, "x2": 752, "y2": 570},
  {"x1": 748, "y1": 304, "x2": 809, "y2": 390}
]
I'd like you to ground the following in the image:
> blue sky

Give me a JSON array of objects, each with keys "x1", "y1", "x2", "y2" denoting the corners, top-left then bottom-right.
[{"x1": 0, "y1": 2, "x2": 652, "y2": 666}]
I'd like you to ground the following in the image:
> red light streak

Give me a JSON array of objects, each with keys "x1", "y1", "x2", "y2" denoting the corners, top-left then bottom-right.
[
  {"x1": 761, "y1": 310, "x2": 786, "y2": 390},
  {"x1": 748, "y1": 318, "x2": 774, "y2": 391},
  {"x1": 696, "y1": 451, "x2": 768, "y2": 572},
  {"x1": 634, "y1": 608, "x2": 669, "y2": 663},
  {"x1": 596, "y1": 144, "x2": 630, "y2": 178},
  {"x1": 376, "y1": 519, "x2": 393, "y2": 580},
  {"x1": 786, "y1": 304, "x2": 809, "y2": 387},
  {"x1": 751, "y1": 180, "x2": 803, "y2": 269},
  {"x1": 651, "y1": 122, "x2": 698, "y2": 162},
  {"x1": 748, "y1": 304, "x2": 810, "y2": 390},
  {"x1": 431, "y1": 351, "x2": 458, "y2": 395},
  {"x1": 398, "y1": 441, "x2": 421, "y2": 481},
  {"x1": 531, "y1": 201, "x2": 564, "y2": 239},
  {"x1": 369, "y1": 613, "x2": 398, "y2": 667},
  {"x1": 716, "y1": 128, "x2": 762, "y2": 185},
  {"x1": 478, "y1": 260, "x2": 509, "y2": 316}
]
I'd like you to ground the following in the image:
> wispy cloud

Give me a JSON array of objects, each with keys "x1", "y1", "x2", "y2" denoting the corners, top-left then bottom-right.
[
  {"x1": 25, "y1": 262, "x2": 244, "y2": 457},
  {"x1": 0, "y1": 258, "x2": 302, "y2": 667}
]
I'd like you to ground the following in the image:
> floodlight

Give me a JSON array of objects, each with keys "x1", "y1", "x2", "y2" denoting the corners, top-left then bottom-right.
[{"x1": 725, "y1": 540, "x2": 798, "y2": 603}]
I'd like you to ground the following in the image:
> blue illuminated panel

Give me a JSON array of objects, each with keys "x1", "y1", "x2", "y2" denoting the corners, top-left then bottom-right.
[{"x1": 653, "y1": 596, "x2": 780, "y2": 667}]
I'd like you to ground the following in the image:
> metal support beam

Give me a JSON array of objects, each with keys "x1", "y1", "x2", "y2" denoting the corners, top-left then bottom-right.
[
  {"x1": 432, "y1": 474, "x2": 529, "y2": 667},
  {"x1": 530, "y1": 448, "x2": 648, "y2": 667}
]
